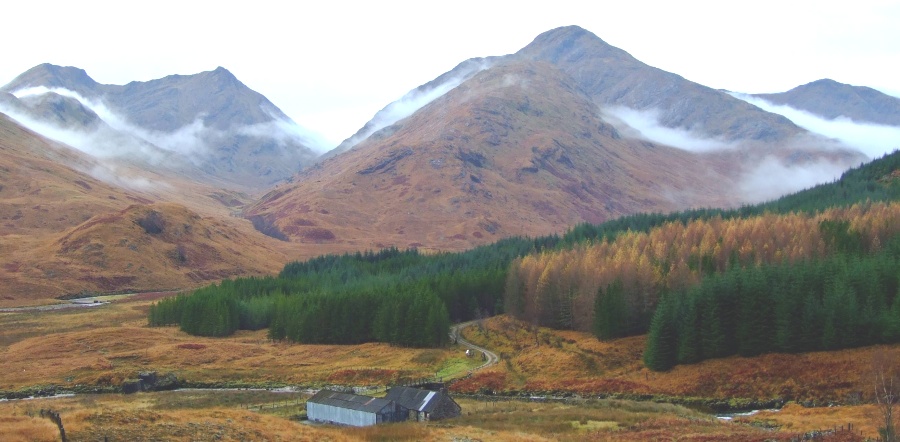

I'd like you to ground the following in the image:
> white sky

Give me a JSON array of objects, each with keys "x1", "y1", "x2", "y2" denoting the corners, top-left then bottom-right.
[{"x1": 1, "y1": 0, "x2": 898, "y2": 147}]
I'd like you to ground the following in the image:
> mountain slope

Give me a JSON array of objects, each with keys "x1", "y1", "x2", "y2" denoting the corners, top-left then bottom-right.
[
  {"x1": 327, "y1": 57, "x2": 498, "y2": 157},
  {"x1": 247, "y1": 60, "x2": 734, "y2": 250},
  {"x1": 330, "y1": 25, "x2": 807, "y2": 155},
  {"x1": 1, "y1": 64, "x2": 319, "y2": 189},
  {"x1": 2, "y1": 64, "x2": 100, "y2": 93},
  {"x1": 16, "y1": 92, "x2": 103, "y2": 128},
  {"x1": 754, "y1": 78, "x2": 900, "y2": 126},
  {"x1": 513, "y1": 26, "x2": 804, "y2": 142},
  {"x1": 0, "y1": 113, "x2": 291, "y2": 303},
  {"x1": 0, "y1": 202, "x2": 288, "y2": 302}
]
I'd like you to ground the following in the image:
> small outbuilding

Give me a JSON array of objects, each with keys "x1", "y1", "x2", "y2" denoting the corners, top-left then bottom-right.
[
  {"x1": 306, "y1": 390, "x2": 406, "y2": 427},
  {"x1": 384, "y1": 386, "x2": 462, "y2": 421}
]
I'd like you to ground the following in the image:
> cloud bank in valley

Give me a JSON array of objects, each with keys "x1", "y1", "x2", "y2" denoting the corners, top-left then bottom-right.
[
  {"x1": 599, "y1": 103, "x2": 873, "y2": 204},
  {"x1": 8, "y1": 86, "x2": 209, "y2": 162},
  {"x1": 729, "y1": 92, "x2": 900, "y2": 159},
  {"x1": 601, "y1": 106, "x2": 734, "y2": 152},
  {"x1": 10, "y1": 85, "x2": 330, "y2": 156},
  {"x1": 238, "y1": 117, "x2": 332, "y2": 155},
  {"x1": 1, "y1": 85, "x2": 329, "y2": 191},
  {"x1": 738, "y1": 156, "x2": 848, "y2": 203}
]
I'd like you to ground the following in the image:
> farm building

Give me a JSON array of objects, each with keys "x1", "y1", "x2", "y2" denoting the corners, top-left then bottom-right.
[
  {"x1": 306, "y1": 390, "x2": 406, "y2": 427},
  {"x1": 384, "y1": 386, "x2": 462, "y2": 421}
]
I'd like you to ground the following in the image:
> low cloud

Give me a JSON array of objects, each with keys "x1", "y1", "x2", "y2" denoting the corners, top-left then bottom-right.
[
  {"x1": 601, "y1": 106, "x2": 734, "y2": 152},
  {"x1": 86, "y1": 163, "x2": 163, "y2": 192},
  {"x1": 598, "y1": 103, "x2": 871, "y2": 204},
  {"x1": 0, "y1": 103, "x2": 177, "y2": 190},
  {"x1": 10, "y1": 86, "x2": 211, "y2": 162},
  {"x1": 1, "y1": 101, "x2": 162, "y2": 160},
  {"x1": 339, "y1": 59, "x2": 492, "y2": 150},
  {"x1": 738, "y1": 156, "x2": 848, "y2": 203},
  {"x1": 1, "y1": 87, "x2": 208, "y2": 190},
  {"x1": 729, "y1": 92, "x2": 900, "y2": 158},
  {"x1": 238, "y1": 116, "x2": 331, "y2": 154}
]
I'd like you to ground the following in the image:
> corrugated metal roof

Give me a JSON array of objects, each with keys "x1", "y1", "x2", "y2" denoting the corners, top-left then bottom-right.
[
  {"x1": 308, "y1": 390, "x2": 393, "y2": 413},
  {"x1": 384, "y1": 386, "x2": 442, "y2": 412}
]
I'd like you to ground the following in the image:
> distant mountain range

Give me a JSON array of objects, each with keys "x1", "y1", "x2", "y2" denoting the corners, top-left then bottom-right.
[
  {"x1": 514, "y1": 26, "x2": 805, "y2": 142},
  {"x1": 0, "y1": 64, "x2": 320, "y2": 190},
  {"x1": 0, "y1": 25, "x2": 894, "y2": 300},
  {"x1": 247, "y1": 60, "x2": 736, "y2": 249},
  {"x1": 754, "y1": 78, "x2": 900, "y2": 126},
  {"x1": 247, "y1": 25, "x2": 867, "y2": 248}
]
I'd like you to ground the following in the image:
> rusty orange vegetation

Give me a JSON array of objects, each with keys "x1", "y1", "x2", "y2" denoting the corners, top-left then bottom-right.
[
  {"x1": 0, "y1": 299, "x2": 455, "y2": 391},
  {"x1": 458, "y1": 315, "x2": 898, "y2": 433},
  {"x1": 509, "y1": 202, "x2": 900, "y2": 333}
]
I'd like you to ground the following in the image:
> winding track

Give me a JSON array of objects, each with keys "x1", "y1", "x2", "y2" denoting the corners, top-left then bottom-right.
[{"x1": 449, "y1": 321, "x2": 499, "y2": 374}]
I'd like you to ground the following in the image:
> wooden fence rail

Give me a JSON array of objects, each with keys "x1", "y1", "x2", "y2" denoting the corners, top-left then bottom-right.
[{"x1": 38, "y1": 408, "x2": 67, "y2": 442}]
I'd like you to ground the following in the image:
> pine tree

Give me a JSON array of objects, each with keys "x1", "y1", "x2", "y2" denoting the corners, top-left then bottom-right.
[
  {"x1": 644, "y1": 296, "x2": 678, "y2": 371},
  {"x1": 594, "y1": 279, "x2": 626, "y2": 340}
]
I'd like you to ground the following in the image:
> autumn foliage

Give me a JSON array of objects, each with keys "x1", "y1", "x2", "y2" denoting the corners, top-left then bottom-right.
[{"x1": 505, "y1": 202, "x2": 900, "y2": 336}]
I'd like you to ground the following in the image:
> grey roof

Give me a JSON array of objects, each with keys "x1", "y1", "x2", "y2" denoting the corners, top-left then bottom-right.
[
  {"x1": 308, "y1": 390, "x2": 394, "y2": 413},
  {"x1": 384, "y1": 386, "x2": 442, "y2": 413}
]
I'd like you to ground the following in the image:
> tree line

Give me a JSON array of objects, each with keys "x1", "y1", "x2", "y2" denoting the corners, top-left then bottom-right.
[
  {"x1": 148, "y1": 240, "x2": 548, "y2": 346},
  {"x1": 505, "y1": 202, "x2": 900, "y2": 336},
  {"x1": 644, "y1": 238, "x2": 900, "y2": 371},
  {"x1": 149, "y1": 151, "x2": 900, "y2": 351}
]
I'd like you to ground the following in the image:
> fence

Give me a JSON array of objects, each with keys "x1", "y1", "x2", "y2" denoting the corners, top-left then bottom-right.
[
  {"x1": 787, "y1": 422, "x2": 867, "y2": 441},
  {"x1": 36, "y1": 408, "x2": 67, "y2": 442}
]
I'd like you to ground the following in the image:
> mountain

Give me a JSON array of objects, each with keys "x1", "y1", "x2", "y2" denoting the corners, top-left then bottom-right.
[
  {"x1": 2, "y1": 64, "x2": 100, "y2": 93},
  {"x1": 1, "y1": 201, "x2": 289, "y2": 302},
  {"x1": 15, "y1": 91, "x2": 103, "y2": 128},
  {"x1": 513, "y1": 26, "x2": 804, "y2": 142},
  {"x1": 0, "y1": 112, "x2": 135, "y2": 236},
  {"x1": 324, "y1": 25, "x2": 807, "y2": 161},
  {"x1": 754, "y1": 78, "x2": 900, "y2": 126},
  {"x1": 0, "y1": 113, "x2": 293, "y2": 302},
  {"x1": 328, "y1": 57, "x2": 499, "y2": 157},
  {"x1": 0, "y1": 64, "x2": 319, "y2": 189},
  {"x1": 264, "y1": 26, "x2": 865, "y2": 250},
  {"x1": 246, "y1": 60, "x2": 735, "y2": 250}
]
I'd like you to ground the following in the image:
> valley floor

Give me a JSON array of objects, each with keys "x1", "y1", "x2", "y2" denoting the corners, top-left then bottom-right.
[{"x1": 0, "y1": 293, "x2": 885, "y2": 440}]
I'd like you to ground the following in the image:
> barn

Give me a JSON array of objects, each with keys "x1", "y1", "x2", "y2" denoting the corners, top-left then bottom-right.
[
  {"x1": 306, "y1": 390, "x2": 405, "y2": 427},
  {"x1": 384, "y1": 386, "x2": 462, "y2": 421}
]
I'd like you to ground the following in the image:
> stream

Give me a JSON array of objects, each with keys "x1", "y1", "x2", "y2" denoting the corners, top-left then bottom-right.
[
  {"x1": 0, "y1": 292, "x2": 158, "y2": 313},
  {"x1": 715, "y1": 408, "x2": 781, "y2": 420}
]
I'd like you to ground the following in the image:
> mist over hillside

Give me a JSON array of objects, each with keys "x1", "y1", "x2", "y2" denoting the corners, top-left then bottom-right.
[{"x1": 0, "y1": 64, "x2": 324, "y2": 190}]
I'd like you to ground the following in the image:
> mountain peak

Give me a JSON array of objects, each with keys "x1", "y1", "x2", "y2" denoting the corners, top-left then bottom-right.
[
  {"x1": 2, "y1": 63, "x2": 98, "y2": 93},
  {"x1": 518, "y1": 25, "x2": 626, "y2": 64},
  {"x1": 209, "y1": 66, "x2": 238, "y2": 81},
  {"x1": 809, "y1": 78, "x2": 841, "y2": 87},
  {"x1": 536, "y1": 25, "x2": 594, "y2": 40},
  {"x1": 755, "y1": 79, "x2": 900, "y2": 126},
  {"x1": 2, "y1": 64, "x2": 317, "y2": 190}
]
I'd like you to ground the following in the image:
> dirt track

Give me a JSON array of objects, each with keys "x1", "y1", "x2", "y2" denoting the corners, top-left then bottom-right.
[{"x1": 450, "y1": 321, "x2": 499, "y2": 373}]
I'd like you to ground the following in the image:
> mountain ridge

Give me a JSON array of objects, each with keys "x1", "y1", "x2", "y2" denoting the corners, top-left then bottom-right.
[
  {"x1": 248, "y1": 59, "x2": 736, "y2": 250},
  {"x1": 754, "y1": 78, "x2": 900, "y2": 126},
  {"x1": 1, "y1": 64, "x2": 318, "y2": 190},
  {"x1": 330, "y1": 25, "x2": 808, "y2": 157}
]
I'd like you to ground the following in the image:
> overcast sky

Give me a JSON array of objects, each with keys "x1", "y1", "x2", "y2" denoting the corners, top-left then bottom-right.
[{"x1": 1, "y1": 0, "x2": 898, "y2": 147}]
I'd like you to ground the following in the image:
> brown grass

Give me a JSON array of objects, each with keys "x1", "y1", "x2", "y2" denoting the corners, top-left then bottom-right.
[
  {"x1": 0, "y1": 393, "x2": 816, "y2": 442},
  {"x1": 0, "y1": 283, "x2": 882, "y2": 440},
  {"x1": 457, "y1": 315, "x2": 897, "y2": 408},
  {"x1": 740, "y1": 402, "x2": 880, "y2": 439},
  {"x1": 0, "y1": 415, "x2": 59, "y2": 442},
  {"x1": 0, "y1": 296, "x2": 473, "y2": 392}
]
